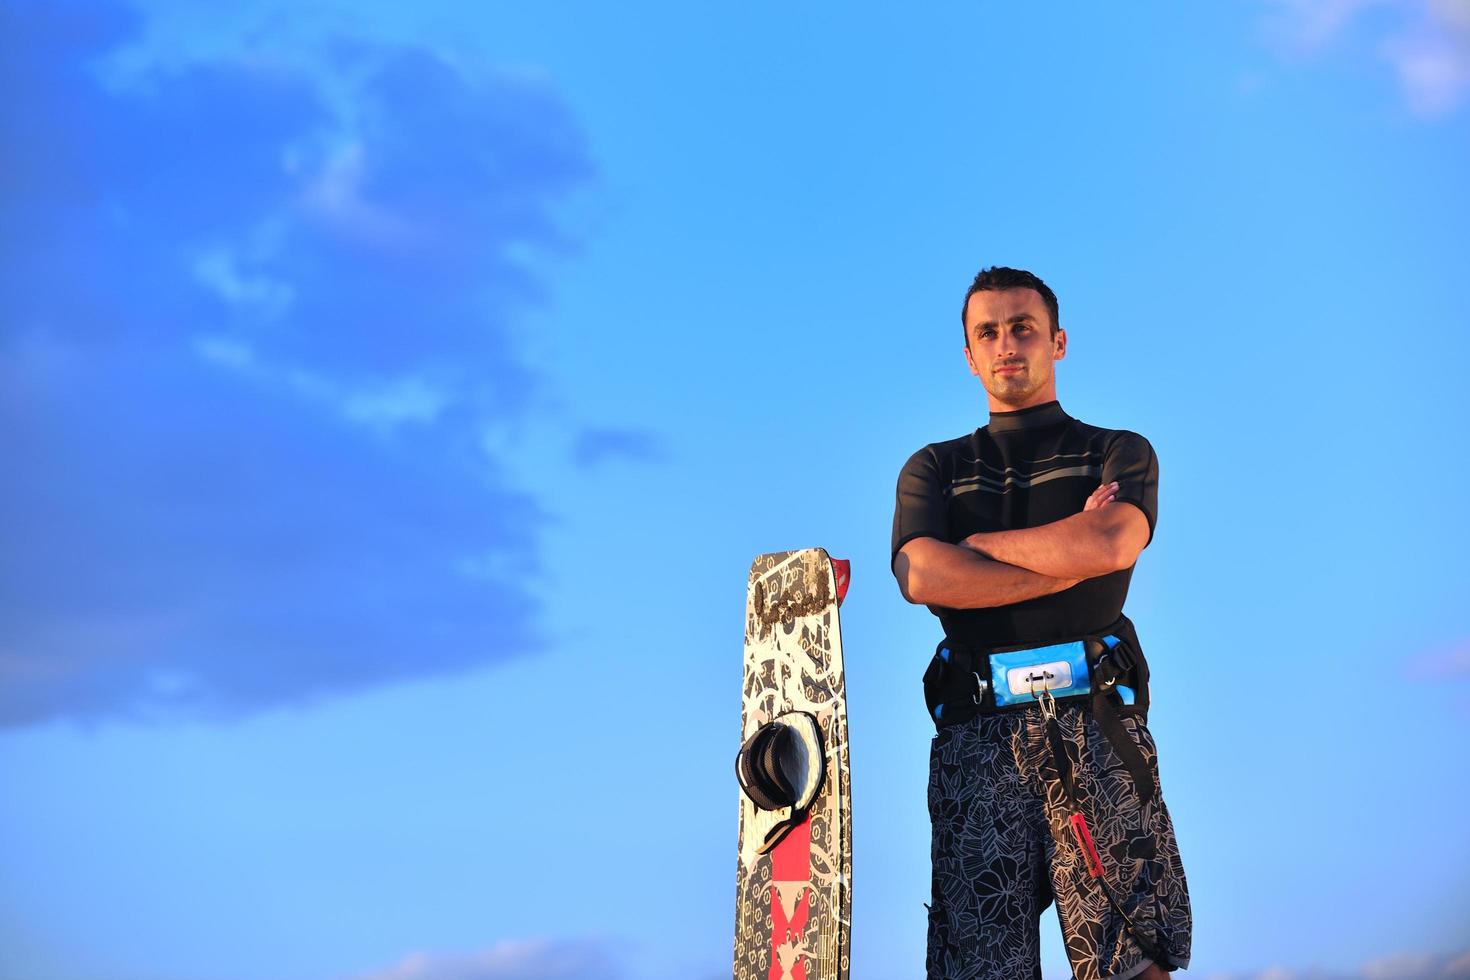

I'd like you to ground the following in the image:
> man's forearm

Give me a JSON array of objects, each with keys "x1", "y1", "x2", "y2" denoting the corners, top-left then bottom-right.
[
  {"x1": 895, "y1": 538, "x2": 1077, "y2": 609},
  {"x1": 961, "y1": 507, "x2": 1142, "y2": 580}
]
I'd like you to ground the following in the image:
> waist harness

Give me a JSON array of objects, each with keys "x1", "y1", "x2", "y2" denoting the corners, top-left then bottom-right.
[
  {"x1": 924, "y1": 626, "x2": 1171, "y2": 966},
  {"x1": 922, "y1": 627, "x2": 1155, "y2": 804}
]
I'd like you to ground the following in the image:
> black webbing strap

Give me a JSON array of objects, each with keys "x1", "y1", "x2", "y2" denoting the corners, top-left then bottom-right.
[
  {"x1": 1040, "y1": 699, "x2": 1171, "y2": 971},
  {"x1": 1087, "y1": 636, "x2": 1157, "y2": 805},
  {"x1": 1091, "y1": 687, "x2": 1156, "y2": 804},
  {"x1": 1043, "y1": 704, "x2": 1079, "y2": 801}
]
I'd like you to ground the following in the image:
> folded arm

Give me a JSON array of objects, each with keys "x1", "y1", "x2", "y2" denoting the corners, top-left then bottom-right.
[
  {"x1": 960, "y1": 488, "x2": 1150, "y2": 580},
  {"x1": 894, "y1": 536, "x2": 1079, "y2": 609}
]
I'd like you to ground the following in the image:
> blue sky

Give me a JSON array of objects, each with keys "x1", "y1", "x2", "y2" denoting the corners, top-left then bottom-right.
[{"x1": 2, "y1": 1, "x2": 1468, "y2": 979}]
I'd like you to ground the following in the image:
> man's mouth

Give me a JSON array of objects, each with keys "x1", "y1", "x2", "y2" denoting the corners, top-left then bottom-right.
[{"x1": 994, "y1": 362, "x2": 1025, "y2": 376}]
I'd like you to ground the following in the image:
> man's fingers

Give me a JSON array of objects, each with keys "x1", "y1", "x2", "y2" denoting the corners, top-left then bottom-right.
[{"x1": 1083, "y1": 482, "x2": 1119, "y2": 512}]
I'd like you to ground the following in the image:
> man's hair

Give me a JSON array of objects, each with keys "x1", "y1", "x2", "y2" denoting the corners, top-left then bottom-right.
[{"x1": 960, "y1": 266, "x2": 1060, "y2": 341}]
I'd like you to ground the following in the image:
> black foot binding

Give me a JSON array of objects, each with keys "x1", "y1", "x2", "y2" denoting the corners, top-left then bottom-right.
[{"x1": 734, "y1": 711, "x2": 826, "y2": 853}]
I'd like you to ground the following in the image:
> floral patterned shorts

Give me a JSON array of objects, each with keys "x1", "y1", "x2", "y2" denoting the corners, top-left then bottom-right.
[{"x1": 927, "y1": 702, "x2": 1192, "y2": 980}]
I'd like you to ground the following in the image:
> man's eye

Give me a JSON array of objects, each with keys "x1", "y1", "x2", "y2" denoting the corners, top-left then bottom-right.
[{"x1": 979, "y1": 329, "x2": 996, "y2": 339}]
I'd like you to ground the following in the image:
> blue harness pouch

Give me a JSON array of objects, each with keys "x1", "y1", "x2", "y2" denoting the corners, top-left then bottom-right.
[
  {"x1": 990, "y1": 640, "x2": 1094, "y2": 708},
  {"x1": 926, "y1": 633, "x2": 1139, "y2": 726}
]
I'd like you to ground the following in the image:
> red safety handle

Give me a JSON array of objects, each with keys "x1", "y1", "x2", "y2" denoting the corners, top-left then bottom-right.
[{"x1": 1069, "y1": 812, "x2": 1105, "y2": 880}]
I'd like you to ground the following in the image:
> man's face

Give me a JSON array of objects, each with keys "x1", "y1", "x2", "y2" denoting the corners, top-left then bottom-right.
[{"x1": 962, "y1": 287, "x2": 1067, "y2": 411}]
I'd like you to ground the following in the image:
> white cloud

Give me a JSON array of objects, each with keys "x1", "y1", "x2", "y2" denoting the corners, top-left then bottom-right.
[
  {"x1": 1201, "y1": 948, "x2": 1470, "y2": 980},
  {"x1": 192, "y1": 334, "x2": 257, "y2": 369},
  {"x1": 1382, "y1": 26, "x2": 1470, "y2": 112},
  {"x1": 1263, "y1": 0, "x2": 1394, "y2": 52},
  {"x1": 1404, "y1": 638, "x2": 1470, "y2": 677},
  {"x1": 1260, "y1": 0, "x2": 1470, "y2": 114},
  {"x1": 192, "y1": 335, "x2": 453, "y2": 430},
  {"x1": 341, "y1": 375, "x2": 451, "y2": 427},
  {"x1": 1, "y1": 0, "x2": 595, "y2": 729},
  {"x1": 192, "y1": 244, "x2": 296, "y2": 318},
  {"x1": 301, "y1": 140, "x2": 425, "y2": 248},
  {"x1": 348, "y1": 939, "x2": 624, "y2": 980}
]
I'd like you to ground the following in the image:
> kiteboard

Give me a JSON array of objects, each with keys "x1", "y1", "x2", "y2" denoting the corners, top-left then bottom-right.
[{"x1": 733, "y1": 548, "x2": 851, "y2": 980}]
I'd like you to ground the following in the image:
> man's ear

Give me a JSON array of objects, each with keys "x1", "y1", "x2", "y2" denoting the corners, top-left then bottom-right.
[
  {"x1": 963, "y1": 342, "x2": 980, "y2": 377},
  {"x1": 1053, "y1": 327, "x2": 1067, "y2": 362}
]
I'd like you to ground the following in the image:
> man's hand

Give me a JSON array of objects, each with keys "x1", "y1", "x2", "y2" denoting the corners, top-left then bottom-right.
[{"x1": 1083, "y1": 481, "x2": 1119, "y2": 512}]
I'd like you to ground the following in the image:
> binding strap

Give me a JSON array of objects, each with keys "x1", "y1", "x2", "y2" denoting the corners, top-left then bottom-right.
[{"x1": 735, "y1": 721, "x2": 799, "y2": 811}]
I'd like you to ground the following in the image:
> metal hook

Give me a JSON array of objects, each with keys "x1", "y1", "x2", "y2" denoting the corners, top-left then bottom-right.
[{"x1": 1031, "y1": 672, "x2": 1058, "y2": 721}]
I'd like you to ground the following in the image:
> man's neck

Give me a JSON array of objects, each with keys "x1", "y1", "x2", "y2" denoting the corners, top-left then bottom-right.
[
  {"x1": 986, "y1": 400, "x2": 1067, "y2": 433},
  {"x1": 986, "y1": 387, "x2": 1058, "y2": 414}
]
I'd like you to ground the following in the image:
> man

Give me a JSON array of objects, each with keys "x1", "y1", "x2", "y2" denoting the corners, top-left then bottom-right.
[{"x1": 891, "y1": 267, "x2": 1191, "y2": 980}]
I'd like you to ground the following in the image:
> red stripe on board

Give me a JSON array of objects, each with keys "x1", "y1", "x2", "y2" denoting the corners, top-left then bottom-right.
[
  {"x1": 767, "y1": 816, "x2": 814, "y2": 979},
  {"x1": 770, "y1": 814, "x2": 812, "y2": 881},
  {"x1": 767, "y1": 885, "x2": 811, "y2": 980}
]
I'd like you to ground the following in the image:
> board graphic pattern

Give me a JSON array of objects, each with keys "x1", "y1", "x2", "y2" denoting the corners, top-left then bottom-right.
[{"x1": 734, "y1": 549, "x2": 851, "y2": 980}]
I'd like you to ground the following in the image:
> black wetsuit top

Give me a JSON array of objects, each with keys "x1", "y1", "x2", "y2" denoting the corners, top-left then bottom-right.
[{"x1": 891, "y1": 400, "x2": 1158, "y2": 650}]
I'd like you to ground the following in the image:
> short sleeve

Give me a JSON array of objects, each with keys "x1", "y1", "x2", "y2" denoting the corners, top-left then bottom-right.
[
  {"x1": 1101, "y1": 431, "x2": 1159, "y2": 544},
  {"x1": 891, "y1": 445, "x2": 948, "y2": 568}
]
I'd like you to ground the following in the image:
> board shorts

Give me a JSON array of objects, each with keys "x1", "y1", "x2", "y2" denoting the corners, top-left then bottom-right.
[{"x1": 927, "y1": 702, "x2": 1192, "y2": 980}]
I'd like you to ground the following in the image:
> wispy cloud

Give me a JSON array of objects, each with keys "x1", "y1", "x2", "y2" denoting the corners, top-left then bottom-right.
[
  {"x1": 572, "y1": 426, "x2": 670, "y2": 469},
  {"x1": 1199, "y1": 947, "x2": 1470, "y2": 980},
  {"x1": 347, "y1": 939, "x2": 626, "y2": 980},
  {"x1": 0, "y1": 0, "x2": 593, "y2": 727},
  {"x1": 1404, "y1": 637, "x2": 1470, "y2": 685},
  {"x1": 1382, "y1": 10, "x2": 1470, "y2": 114},
  {"x1": 1259, "y1": 0, "x2": 1470, "y2": 115},
  {"x1": 1262, "y1": 0, "x2": 1391, "y2": 51}
]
